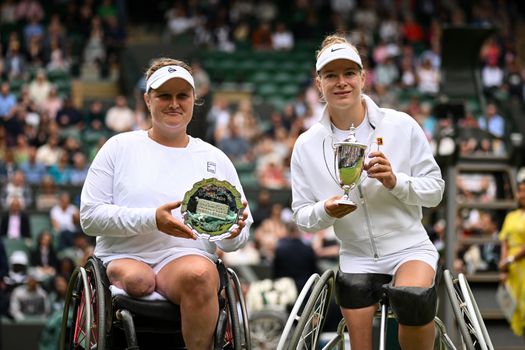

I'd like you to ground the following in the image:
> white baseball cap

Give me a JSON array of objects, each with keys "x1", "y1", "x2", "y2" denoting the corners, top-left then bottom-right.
[
  {"x1": 9, "y1": 250, "x2": 28, "y2": 265},
  {"x1": 146, "y1": 65, "x2": 195, "y2": 92},
  {"x1": 316, "y1": 43, "x2": 363, "y2": 72}
]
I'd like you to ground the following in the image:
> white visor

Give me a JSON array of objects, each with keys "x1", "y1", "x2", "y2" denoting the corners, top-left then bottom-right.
[
  {"x1": 316, "y1": 43, "x2": 363, "y2": 72},
  {"x1": 146, "y1": 65, "x2": 195, "y2": 92}
]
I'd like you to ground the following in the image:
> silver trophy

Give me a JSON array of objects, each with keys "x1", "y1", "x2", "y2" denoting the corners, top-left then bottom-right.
[{"x1": 333, "y1": 125, "x2": 367, "y2": 208}]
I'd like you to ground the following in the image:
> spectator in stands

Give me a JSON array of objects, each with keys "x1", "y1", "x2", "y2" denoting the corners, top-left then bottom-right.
[
  {"x1": 34, "y1": 175, "x2": 59, "y2": 211},
  {"x1": 0, "y1": 148, "x2": 17, "y2": 184},
  {"x1": 70, "y1": 152, "x2": 89, "y2": 186},
  {"x1": 4, "y1": 39, "x2": 27, "y2": 80},
  {"x1": 416, "y1": 57, "x2": 440, "y2": 96},
  {"x1": 498, "y1": 180, "x2": 525, "y2": 337},
  {"x1": 165, "y1": 2, "x2": 196, "y2": 40},
  {"x1": 13, "y1": 134, "x2": 30, "y2": 165},
  {"x1": 80, "y1": 57, "x2": 252, "y2": 349},
  {"x1": 0, "y1": 82, "x2": 17, "y2": 121},
  {"x1": 251, "y1": 22, "x2": 273, "y2": 51},
  {"x1": 272, "y1": 21, "x2": 294, "y2": 51},
  {"x1": 258, "y1": 156, "x2": 288, "y2": 190},
  {"x1": 4, "y1": 250, "x2": 29, "y2": 289},
  {"x1": 50, "y1": 191, "x2": 80, "y2": 249},
  {"x1": 1, "y1": 170, "x2": 32, "y2": 209},
  {"x1": 9, "y1": 271, "x2": 50, "y2": 321},
  {"x1": 30, "y1": 230, "x2": 58, "y2": 281},
  {"x1": 481, "y1": 57, "x2": 504, "y2": 101},
  {"x1": 105, "y1": 95, "x2": 135, "y2": 133},
  {"x1": 217, "y1": 121, "x2": 252, "y2": 165},
  {"x1": 48, "y1": 152, "x2": 71, "y2": 185},
  {"x1": 55, "y1": 96, "x2": 83, "y2": 129},
  {"x1": 273, "y1": 222, "x2": 317, "y2": 291},
  {"x1": 40, "y1": 86, "x2": 63, "y2": 121},
  {"x1": 36, "y1": 134, "x2": 63, "y2": 167},
  {"x1": 14, "y1": 0, "x2": 44, "y2": 23},
  {"x1": 23, "y1": 13, "x2": 45, "y2": 49},
  {"x1": 0, "y1": 196, "x2": 31, "y2": 241},
  {"x1": 478, "y1": 102, "x2": 505, "y2": 139},
  {"x1": 28, "y1": 69, "x2": 52, "y2": 109},
  {"x1": 254, "y1": 203, "x2": 288, "y2": 262},
  {"x1": 290, "y1": 34, "x2": 444, "y2": 350}
]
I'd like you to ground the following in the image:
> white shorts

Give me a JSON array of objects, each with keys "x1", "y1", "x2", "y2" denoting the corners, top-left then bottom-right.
[
  {"x1": 99, "y1": 248, "x2": 217, "y2": 274},
  {"x1": 340, "y1": 239, "x2": 439, "y2": 275}
]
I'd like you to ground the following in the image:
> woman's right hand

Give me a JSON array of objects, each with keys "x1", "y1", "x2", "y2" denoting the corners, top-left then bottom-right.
[
  {"x1": 155, "y1": 201, "x2": 196, "y2": 240},
  {"x1": 324, "y1": 196, "x2": 357, "y2": 218}
]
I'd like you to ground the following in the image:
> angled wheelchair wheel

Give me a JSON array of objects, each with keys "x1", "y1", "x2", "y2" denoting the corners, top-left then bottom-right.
[
  {"x1": 288, "y1": 269, "x2": 335, "y2": 350},
  {"x1": 59, "y1": 257, "x2": 109, "y2": 350},
  {"x1": 215, "y1": 265, "x2": 250, "y2": 350},
  {"x1": 227, "y1": 267, "x2": 251, "y2": 350},
  {"x1": 443, "y1": 270, "x2": 485, "y2": 350},
  {"x1": 277, "y1": 273, "x2": 320, "y2": 350},
  {"x1": 458, "y1": 274, "x2": 494, "y2": 350}
]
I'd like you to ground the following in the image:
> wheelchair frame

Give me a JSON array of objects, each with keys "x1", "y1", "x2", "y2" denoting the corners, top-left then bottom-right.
[
  {"x1": 277, "y1": 269, "x2": 335, "y2": 350},
  {"x1": 295, "y1": 269, "x2": 493, "y2": 350},
  {"x1": 59, "y1": 256, "x2": 251, "y2": 350}
]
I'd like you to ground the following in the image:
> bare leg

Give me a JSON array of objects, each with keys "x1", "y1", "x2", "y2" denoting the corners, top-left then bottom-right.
[
  {"x1": 394, "y1": 260, "x2": 436, "y2": 350},
  {"x1": 106, "y1": 258, "x2": 156, "y2": 297},
  {"x1": 341, "y1": 304, "x2": 377, "y2": 350},
  {"x1": 156, "y1": 255, "x2": 219, "y2": 350}
]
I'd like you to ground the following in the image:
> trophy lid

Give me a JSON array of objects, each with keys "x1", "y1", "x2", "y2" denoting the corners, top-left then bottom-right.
[{"x1": 334, "y1": 124, "x2": 367, "y2": 148}]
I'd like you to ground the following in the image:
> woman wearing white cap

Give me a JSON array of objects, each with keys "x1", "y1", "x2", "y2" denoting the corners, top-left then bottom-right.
[
  {"x1": 290, "y1": 34, "x2": 444, "y2": 349},
  {"x1": 80, "y1": 57, "x2": 252, "y2": 349}
]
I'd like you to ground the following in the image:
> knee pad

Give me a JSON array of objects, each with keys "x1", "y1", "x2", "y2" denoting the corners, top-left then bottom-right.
[
  {"x1": 335, "y1": 272, "x2": 392, "y2": 309},
  {"x1": 385, "y1": 283, "x2": 437, "y2": 326}
]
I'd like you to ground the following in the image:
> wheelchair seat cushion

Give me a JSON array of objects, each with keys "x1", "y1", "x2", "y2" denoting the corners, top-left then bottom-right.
[{"x1": 110, "y1": 285, "x2": 181, "y2": 322}]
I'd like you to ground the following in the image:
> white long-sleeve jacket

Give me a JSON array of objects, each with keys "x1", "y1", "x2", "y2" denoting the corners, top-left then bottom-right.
[{"x1": 291, "y1": 95, "x2": 444, "y2": 259}]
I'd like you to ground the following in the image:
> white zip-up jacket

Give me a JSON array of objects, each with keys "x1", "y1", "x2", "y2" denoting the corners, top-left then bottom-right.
[{"x1": 291, "y1": 95, "x2": 444, "y2": 259}]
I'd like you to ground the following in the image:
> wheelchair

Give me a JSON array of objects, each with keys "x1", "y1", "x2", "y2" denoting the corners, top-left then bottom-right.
[
  {"x1": 443, "y1": 270, "x2": 494, "y2": 350},
  {"x1": 59, "y1": 256, "x2": 251, "y2": 350},
  {"x1": 277, "y1": 269, "x2": 335, "y2": 350},
  {"x1": 320, "y1": 269, "x2": 495, "y2": 350}
]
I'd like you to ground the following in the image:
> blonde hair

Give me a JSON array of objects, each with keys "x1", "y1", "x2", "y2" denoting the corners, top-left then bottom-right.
[{"x1": 316, "y1": 34, "x2": 361, "y2": 62}]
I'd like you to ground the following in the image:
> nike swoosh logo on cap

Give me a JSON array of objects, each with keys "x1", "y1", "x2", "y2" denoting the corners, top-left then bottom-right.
[{"x1": 331, "y1": 47, "x2": 345, "y2": 52}]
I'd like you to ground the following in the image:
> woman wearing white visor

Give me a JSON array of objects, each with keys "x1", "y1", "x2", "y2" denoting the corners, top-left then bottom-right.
[
  {"x1": 80, "y1": 57, "x2": 252, "y2": 349},
  {"x1": 290, "y1": 34, "x2": 444, "y2": 350}
]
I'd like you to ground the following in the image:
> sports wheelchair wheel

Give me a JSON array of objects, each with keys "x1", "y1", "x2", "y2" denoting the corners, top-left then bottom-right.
[
  {"x1": 216, "y1": 266, "x2": 251, "y2": 350},
  {"x1": 285, "y1": 269, "x2": 335, "y2": 350},
  {"x1": 443, "y1": 270, "x2": 492, "y2": 350},
  {"x1": 277, "y1": 273, "x2": 320, "y2": 350},
  {"x1": 59, "y1": 257, "x2": 109, "y2": 350}
]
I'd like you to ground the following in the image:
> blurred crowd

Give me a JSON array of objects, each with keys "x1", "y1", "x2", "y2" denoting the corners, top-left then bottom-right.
[{"x1": 0, "y1": 0, "x2": 523, "y2": 347}]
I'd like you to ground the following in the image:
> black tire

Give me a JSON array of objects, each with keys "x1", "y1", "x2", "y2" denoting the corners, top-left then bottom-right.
[
  {"x1": 288, "y1": 269, "x2": 335, "y2": 349},
  {"x1": 59, "y1": 267, "x2": 81, "y2": 350},
  {"x1": 443, "y1": 270, "x2": 476, "y2": 350},
  {"x1": 225, "y1": 271, "x2": 242, "y2": 350},
  {"x1": 227, "y1": 268, "x2": 251, "y2": 349},
  {"x1": 84, "y1": 256, "x2": 109, "y2": 350},
  {"x1": 59, "y1": 258, "x2": 110, "y2": 350}
]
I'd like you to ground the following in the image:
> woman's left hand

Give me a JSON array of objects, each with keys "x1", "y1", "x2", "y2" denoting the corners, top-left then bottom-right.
[
  {"x1": 364, "y1": 151, "x2": 396, "y2": 189},
  {"x1": 226, "y1": 201, "x2": 249, "y2": 239}
]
